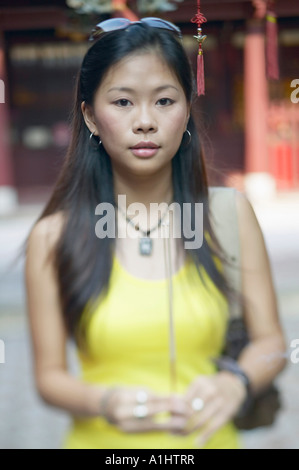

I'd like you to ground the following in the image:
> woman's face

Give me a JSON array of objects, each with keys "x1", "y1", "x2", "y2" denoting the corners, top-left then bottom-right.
[{"x1": 82, "y1": 51, "x2": 190, "y2": 178}]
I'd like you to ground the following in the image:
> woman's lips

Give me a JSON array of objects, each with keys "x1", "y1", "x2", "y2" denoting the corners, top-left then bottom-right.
[
  {"x1": 130, "y1": 148, "x2": 160, "y2": 157},
  {"x1": 130, "y1": 142, "x2": 160, "y2": 158}
]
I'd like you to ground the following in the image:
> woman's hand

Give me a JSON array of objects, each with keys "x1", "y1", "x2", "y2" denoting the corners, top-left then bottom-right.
[
  {"x1": 99, "y1": 386, "x2": 188, "y2": 434},
  {"x1": 180, "y1": 372, "x2": 247, "y2": 447},
  {"x1": 97, "y1": 372, "x2": 247, "y2": 442}
]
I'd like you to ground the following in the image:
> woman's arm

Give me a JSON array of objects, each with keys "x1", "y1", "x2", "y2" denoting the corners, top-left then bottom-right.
[
  {"x1": 25, "y1": 213, "x2": 106, "y2": 417},
  {"x1": 182, "y1": 191, "x2": 287, "y2": 445},
  {"x1": 235, "y1": 191, "x2": 287, "y2": 393}
]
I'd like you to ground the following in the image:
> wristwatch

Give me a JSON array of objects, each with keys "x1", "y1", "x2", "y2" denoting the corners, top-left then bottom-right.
[{"x1": 214, "y1": 356, "x2": 252, "y2": 416}]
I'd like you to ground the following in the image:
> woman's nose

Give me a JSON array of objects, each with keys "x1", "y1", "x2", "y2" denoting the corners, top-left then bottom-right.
[{"x1": 132, "y1": 106, "x2": 158, "y2": 134}]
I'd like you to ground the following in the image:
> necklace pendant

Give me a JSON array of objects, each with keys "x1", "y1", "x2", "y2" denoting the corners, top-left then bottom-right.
[{"x1": 139, "y1": 237, "x2": 152, "y2": 256}]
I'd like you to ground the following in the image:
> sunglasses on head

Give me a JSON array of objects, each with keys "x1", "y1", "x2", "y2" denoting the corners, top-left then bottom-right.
[{"x1": 89, "y1": 17, "x2": 182, "y2": 42}]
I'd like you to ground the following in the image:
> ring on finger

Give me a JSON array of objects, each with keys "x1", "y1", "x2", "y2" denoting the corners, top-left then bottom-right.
[
  {"x1": 136, "y1": 390, "x2": 148, "y2": 404},
  {"x1": 191, "y1": 397, "x2": 205, "y2": 412},
  {"x1": 133, "y1": 404, "x2": 148, "y2": 419}
]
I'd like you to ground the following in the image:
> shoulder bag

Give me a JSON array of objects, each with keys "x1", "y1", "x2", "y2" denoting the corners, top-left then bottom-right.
[{"x1": 208, "y1": 187, "x2": 281, "y2": 430}]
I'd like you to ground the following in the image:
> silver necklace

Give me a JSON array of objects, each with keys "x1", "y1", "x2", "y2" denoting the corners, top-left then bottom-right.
[{"x1": 116, "y1": 202, "x2": 171, "y2": 256}]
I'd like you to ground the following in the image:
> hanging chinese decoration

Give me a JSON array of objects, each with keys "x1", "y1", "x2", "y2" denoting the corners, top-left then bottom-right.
[{"x1": 191, "y1": 0, "x2": 207, "y2": 96}]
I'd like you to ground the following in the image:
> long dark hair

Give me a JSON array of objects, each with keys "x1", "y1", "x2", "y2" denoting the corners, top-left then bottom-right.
[{"x1": 28, "y1": 23, "x2": 232, "y2": 344}]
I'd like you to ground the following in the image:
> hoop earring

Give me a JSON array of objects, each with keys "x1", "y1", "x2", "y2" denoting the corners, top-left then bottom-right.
[
  {"x1": 184, "y1": 129, "x2": 192, "y2": 146},
  {"x1": 90, "y1": 131, "x2": 102, "y2": 147}
]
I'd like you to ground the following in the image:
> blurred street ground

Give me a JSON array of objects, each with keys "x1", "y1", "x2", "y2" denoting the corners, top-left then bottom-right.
[{"x1": 0, "y1": 190, "x2": 298, "y2": 449}]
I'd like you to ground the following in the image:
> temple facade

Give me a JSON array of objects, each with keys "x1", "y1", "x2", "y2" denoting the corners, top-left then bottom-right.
[{"x1": 0, "y1": 0, "x2": 298, "y2": 211}]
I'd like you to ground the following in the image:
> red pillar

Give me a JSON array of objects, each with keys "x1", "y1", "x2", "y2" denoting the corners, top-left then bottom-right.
[
  {"x1": 0, "y1": 31, "x2": 17, "y2": 213},
  {"x1": 244, "y1": 19, "x2": 275, "y2": 199},
  {"x1": 244, "y1": 19, "x2": 268, "y2": 173}
]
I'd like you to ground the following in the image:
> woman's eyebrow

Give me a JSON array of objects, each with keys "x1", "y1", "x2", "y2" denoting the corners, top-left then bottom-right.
[
  {"x1": 107, "y1": 85, "x2": 179, "y2": 93},
  {"x1": 154, "y1": 85, "x2": 179, "y2": 93},
  {"x1": 107, "y1": 87, "x2": 135, "y2": 94}
]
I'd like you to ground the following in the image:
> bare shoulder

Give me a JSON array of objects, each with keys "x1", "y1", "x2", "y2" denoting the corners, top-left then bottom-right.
[
  {"x1": 234, "y1": 189, "x2": 255, "y2": 214},
  {"x1": 29, "y1": 210, "x2": 65, "y2": 244},
  {"x1": 234, "y1": 190, "x2": 262, "y2": 239},
  {"x1": 27, "y1": 210, "x2": 66, "y2": 263}
]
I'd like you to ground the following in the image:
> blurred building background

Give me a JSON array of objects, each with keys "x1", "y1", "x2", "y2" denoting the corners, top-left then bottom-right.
[
  {"x1": 0, "y1": 0, "x2": 298, "y2": 214},
  {"x1": 0, "y1": 0, "x2": 299, "y2": 450}
]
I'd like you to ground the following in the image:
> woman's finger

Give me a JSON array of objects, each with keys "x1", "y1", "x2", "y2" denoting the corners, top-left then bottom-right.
[
  {"x1": 118, "y1": 409, "x2": 187, "y2": 434},
  {"x1": 184, "y1": 396, "x2": 223, "y2": 435},
  {"x1": 108, "y1": 389, "x2": 187, "y2": 433},
  {"x1": 195, "y1": 413, "x2": 228, "y2": 448},
  {"x1": 184, "y1": 375, "x2": 217, "y2": 402}
]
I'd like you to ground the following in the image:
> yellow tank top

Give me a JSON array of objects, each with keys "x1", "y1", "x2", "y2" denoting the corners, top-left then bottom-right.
[{"x1": 63, "y1": 255, "x2": 241, "y2": 449}]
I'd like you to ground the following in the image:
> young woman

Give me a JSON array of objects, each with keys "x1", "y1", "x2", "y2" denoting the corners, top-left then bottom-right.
[{"x1": 25, "y1": 18, "x2": 286, "y2": 449}]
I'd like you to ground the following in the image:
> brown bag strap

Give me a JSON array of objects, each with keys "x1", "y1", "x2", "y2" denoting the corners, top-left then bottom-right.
[{"x1": 208, "y1": 187, "x2": 241, "y2": 320}]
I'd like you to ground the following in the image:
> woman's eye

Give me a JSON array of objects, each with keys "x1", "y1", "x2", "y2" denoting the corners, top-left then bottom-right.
[
  {"x1": 157, "y1": 98, "x2": 174, "y2": 106},
  {"x1": 114, "y1": 99, "x2": 132, "y2": 107}
]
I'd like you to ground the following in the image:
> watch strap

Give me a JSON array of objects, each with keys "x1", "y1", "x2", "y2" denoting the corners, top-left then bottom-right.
[{"x1": 214, "y1": 356, "x2": 253, "y2": 416}]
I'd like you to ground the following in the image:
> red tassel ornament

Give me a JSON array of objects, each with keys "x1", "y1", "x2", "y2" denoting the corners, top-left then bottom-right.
[
  {"x1": 195, "y1": 29, "x2": 206, "y2": 96},
  {"x1": 266, "y1": 0, "x2": 279, "y2": 80},
  {"x1": 191, "y1": 2, "x2": 207, "y2": 96}
]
